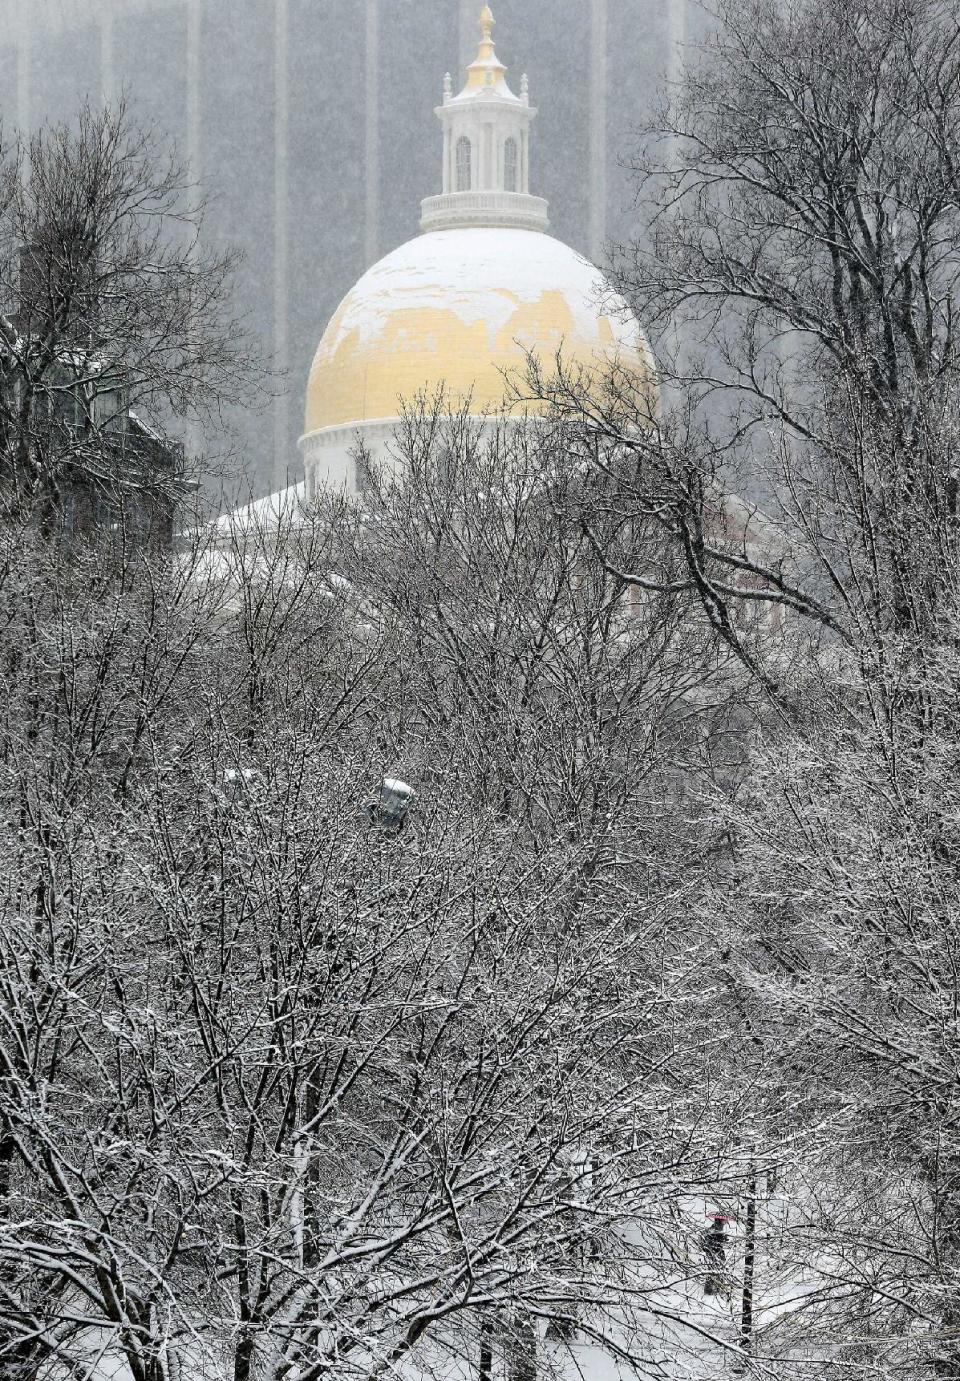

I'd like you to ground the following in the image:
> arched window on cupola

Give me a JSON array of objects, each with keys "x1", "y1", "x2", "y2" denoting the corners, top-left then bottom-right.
[
  {"x1": 503, "y1": 137, "x2": 518, "y2": 193},
  {"x1": 456, "y1": 136, "x2": 472, "y2": 192}
]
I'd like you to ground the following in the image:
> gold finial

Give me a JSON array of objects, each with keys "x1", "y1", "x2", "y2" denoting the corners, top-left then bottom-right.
[{"x1": 465, "y1": 3, "x2": 506, "y2": 91}]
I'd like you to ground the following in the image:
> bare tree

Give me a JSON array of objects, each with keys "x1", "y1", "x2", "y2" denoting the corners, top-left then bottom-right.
[
  {"x1": 334, "y1": 404, "x2": 755, "y2": 850},
  {"x1": 0, "y1": 402, "x2": 757, "y2": 1380},
  {"x1": 0, "y1": 99, "x2": 253, "y2": 540},
  {"x1": 519, "y1": 0, "x2": 960, "y2": 703},
  {"x1": 696, "y1": 628, "x2": 960, "y2": 1378},
  {"x1": 497, "y1": 2, "x2": 960, "y2": 1377},
  {"x1": 503, "y1": 3, "x2": 960, "y2": 1376}
]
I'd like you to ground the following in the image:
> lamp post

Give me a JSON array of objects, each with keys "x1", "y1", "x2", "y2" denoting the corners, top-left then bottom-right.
[{"x1": 703, "y1": 1213, "x2": 730, "y2": 1296}]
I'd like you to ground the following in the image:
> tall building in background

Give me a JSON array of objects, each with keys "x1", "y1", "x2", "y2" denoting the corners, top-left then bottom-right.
[{"x1": 0, "y1": 0, "x2": 691, "y2": 494}]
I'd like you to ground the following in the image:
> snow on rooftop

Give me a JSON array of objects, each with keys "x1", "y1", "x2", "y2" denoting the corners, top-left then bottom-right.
[{"x1": 214, "y1": 478, "x2": 306, "y2": 535}]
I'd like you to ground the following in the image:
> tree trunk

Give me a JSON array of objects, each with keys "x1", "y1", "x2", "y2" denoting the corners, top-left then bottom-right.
[{"x1": 739, "y1": 1178, "x2": 756, "y2": 1364}]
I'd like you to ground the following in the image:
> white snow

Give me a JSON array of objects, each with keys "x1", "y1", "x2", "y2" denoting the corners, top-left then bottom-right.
[
  {"x1": 315, "y1": 228, "x2": 646, "y2": 362},
  {"x1": 214, "y1": 479, "x2": 306, "y2": 534}
]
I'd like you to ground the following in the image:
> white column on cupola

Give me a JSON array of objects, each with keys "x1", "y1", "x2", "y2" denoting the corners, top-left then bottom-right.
[
  {"x1": 520, "y1": 75, "x2": 530, "y2": 193},
  {"x1": 441, "y1": 75, "x2": 453, "y2": 193},
  {"x1": 420, "y1": 6, "x2": 549, "y2": 234}
]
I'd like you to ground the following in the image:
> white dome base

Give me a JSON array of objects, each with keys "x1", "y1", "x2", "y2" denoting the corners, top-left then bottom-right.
[
  {"x1": 299, "y1": 419, "x2": 401, "y2": 498},
  {"x1": 299, "y1": 414, "x2": 534, "y2": 499}
]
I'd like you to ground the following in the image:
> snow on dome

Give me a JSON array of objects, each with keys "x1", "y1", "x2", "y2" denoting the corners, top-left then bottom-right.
[{"x1": 302, "y1": 228, "x2": 653, "y2": 437}]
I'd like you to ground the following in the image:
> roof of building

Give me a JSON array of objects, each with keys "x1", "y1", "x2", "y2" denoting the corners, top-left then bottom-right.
[
  {"x1": 213, "y1": 479, "x2": 306, "y2": 535},
  {"x1": 302, "y1": 227, "x2": 653, "y2": 438}
]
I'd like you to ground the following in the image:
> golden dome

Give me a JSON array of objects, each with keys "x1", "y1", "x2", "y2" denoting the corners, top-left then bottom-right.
[{"x1": 303, "y1": 228, "x2": 653, "y2": 437}]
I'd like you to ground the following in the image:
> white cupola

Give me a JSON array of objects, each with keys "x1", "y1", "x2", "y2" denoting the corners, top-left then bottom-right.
[{"x1": 420, "y1": 6, "x2": 549, "y2": 234}]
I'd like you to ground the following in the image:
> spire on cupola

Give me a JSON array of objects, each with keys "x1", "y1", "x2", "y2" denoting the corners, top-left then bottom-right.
[
  {"x1": 465, "y1": 6, "x2": 507, "y2": 92},
  {"x1": 420, "y1": 6, "x2": 549, "y2": 234}
]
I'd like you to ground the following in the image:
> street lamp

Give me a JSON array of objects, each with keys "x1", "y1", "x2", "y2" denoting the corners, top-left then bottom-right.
[{"x1": 367, "y1": 777, "x2": 414, "y2": 833}]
